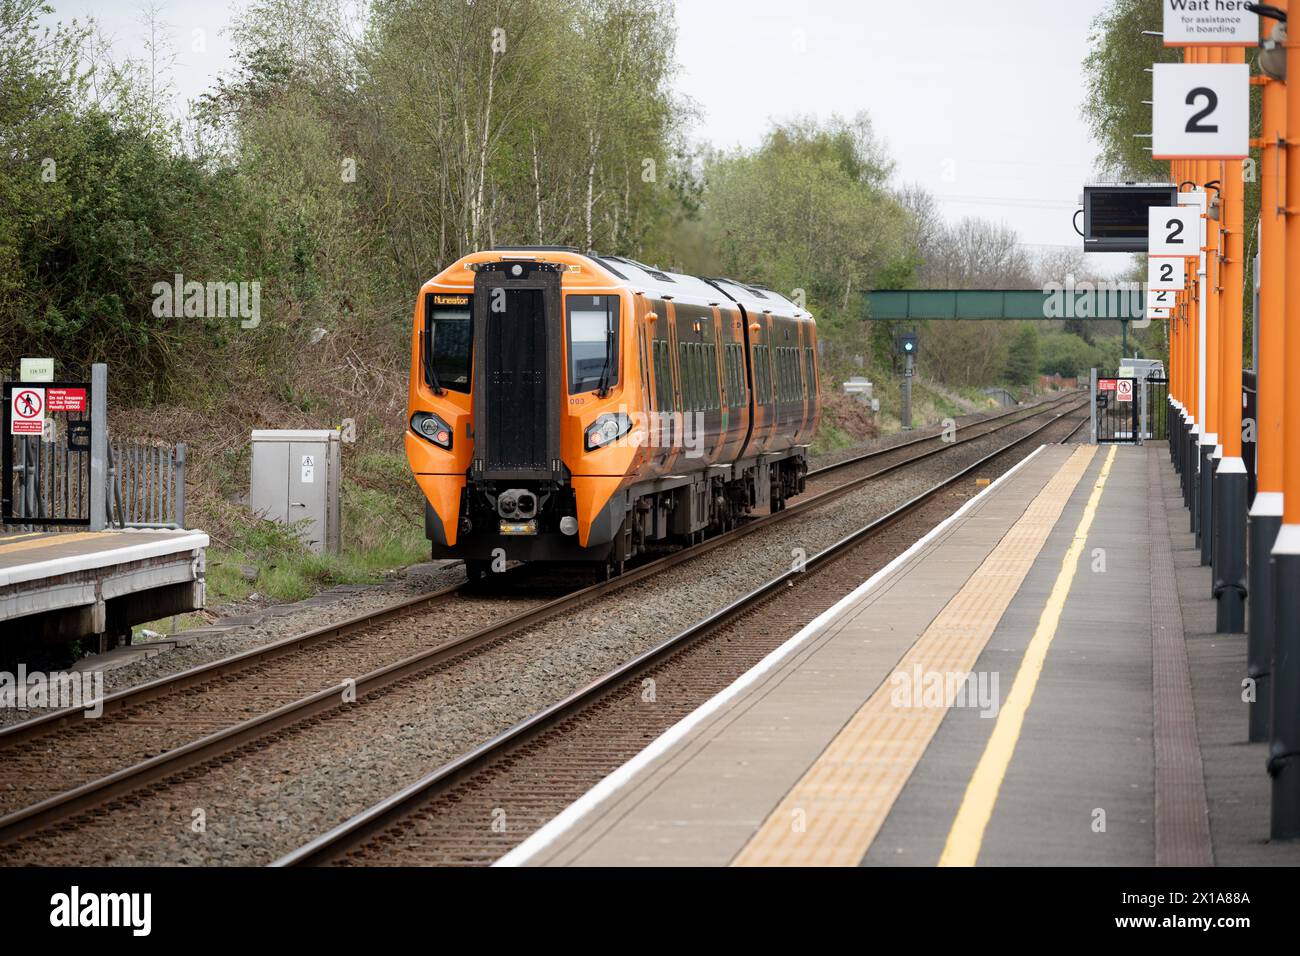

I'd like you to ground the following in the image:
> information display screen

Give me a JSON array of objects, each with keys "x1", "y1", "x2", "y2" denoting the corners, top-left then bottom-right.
[{"x1": 1083, "y1": 185, "x2": 1178, "y2": 253}]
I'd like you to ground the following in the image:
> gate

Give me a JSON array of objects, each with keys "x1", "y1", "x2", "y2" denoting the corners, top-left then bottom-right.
[
  {"x1": 1095, "y1": 376, "x2": 1139, "y2": 444},
  {"x1": 2, "y1": 365, "x2": 187, "y2": 530},
  {"x1": 1, "y1": 380, "x2": 95, "y2": 526},
  {"x1": 1145, "y1": 372, "x2": 1169, "y2": 440}
]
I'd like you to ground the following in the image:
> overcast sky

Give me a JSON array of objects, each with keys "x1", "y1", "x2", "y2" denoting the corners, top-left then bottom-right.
[{"x1": 48, "y1": 0, "x2": 1126, "y2": 274}]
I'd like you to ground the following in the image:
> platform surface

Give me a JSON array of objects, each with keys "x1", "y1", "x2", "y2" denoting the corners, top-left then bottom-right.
[
  {"x1": 0, "y1": 529, "x2": 208, "y2": 627},
  {"x1": 0, "y1": 530, "x2": 207, "y2": 587},
  {"x1": 504, "y1": 443, "x2": 1300, "y2": 867}
]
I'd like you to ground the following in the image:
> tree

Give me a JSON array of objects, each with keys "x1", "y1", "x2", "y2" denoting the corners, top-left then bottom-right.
[
  {"x1": 1005, "y1": 324, "x2": 1040, "y2": 387},
  {"x1": 695, "y1": 114, "x2": 913, "y2": 320},
  {"x1": 1081, "y1": 0, "x2": 1176, "y2": 180}
]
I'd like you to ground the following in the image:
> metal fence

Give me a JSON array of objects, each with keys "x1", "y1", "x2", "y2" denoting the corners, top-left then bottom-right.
[
  {"x1": 5, "y1": 432, "x2": 93, "y2": 526},
  {"x1": 108, "y1": 441, "x2": 187, "y2": 529},
  {"x1": 1145, "y1": 373, "x2": 1169, "y2": 441},
  {"x1": 3, "y1": 365, "x2": 187, "y2": 531}
]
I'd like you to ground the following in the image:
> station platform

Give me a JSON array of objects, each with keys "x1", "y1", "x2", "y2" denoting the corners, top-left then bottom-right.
[
  {"x1": 504, "y1": 443, "x2": 1300, "y2": 867},
  {"x1": 0, "y1": 530, "x2": 208, "y2": 650}
]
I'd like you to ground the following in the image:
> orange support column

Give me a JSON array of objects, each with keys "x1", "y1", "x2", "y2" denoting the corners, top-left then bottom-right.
[
  {"x1": 1212, "y1": 44, "x2": 1248, "y2": 633},
  {"x1": 1251, "y1": 0, "x2": 1287, "y2": 744},
  {"x1": 1271, "y1": 0, "x2": 1300, "y2": 839},
  {"x1": 1195, "y1": 46, "x2": 1219, "y2": 565}
]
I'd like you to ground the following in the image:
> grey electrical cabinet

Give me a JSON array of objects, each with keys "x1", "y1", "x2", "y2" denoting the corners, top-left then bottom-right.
[{"x1": 250, "y1": 429, "x2": 342, "y2": 554}]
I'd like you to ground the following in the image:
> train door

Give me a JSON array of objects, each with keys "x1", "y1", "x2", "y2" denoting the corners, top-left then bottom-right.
[
  {"x1": 743, "y1": 314, "x2": 775, "y2": 458},
  {"x1": 657, "y1": 299, "x2": 681, "y2": 472},
  {"x1": 719, "y1": 306, "x2": 749, "y2": 462},
  {"x1": 471, "y1": 261, "x2": 563, "y2": 481}
]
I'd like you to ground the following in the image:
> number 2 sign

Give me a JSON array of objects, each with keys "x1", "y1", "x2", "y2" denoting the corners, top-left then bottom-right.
[
  {"x1": 1152, "y1": 63, "x2": 1249, "y2": 159},
  {"x1": 1148, "y1": 205, "x2": 1201, "y2": 257},
  {"x1": 1147, "y1": 255, "x2": 1185, "y2": 290}
]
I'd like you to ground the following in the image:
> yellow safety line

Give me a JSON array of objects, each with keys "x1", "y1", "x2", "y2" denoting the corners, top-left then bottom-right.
[
  {"x1": 731, "y1": 445, "x2": 1097, "y2": 867},
  {"x1": 938, "y1": 444, "x2": 1118, "y2": 867},
  {"x1": 0, "y1": 531, "x2": 102, "y2": 556}
]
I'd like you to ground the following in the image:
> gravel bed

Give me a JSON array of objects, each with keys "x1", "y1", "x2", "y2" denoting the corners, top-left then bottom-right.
[
  {"x1": 807, "y1": 395, "x2": 1059, "y2": 471},
  {"x1": 0, "y1": 561, "x2": 468, "y2": 731},
  {"x1": 0, "y1": 400, "x2": 1078, "y2": 865}
]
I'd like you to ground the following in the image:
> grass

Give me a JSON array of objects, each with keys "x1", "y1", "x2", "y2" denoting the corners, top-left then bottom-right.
[{"x1": 203, "y1": 450, "x2": 430, "y2": 605}]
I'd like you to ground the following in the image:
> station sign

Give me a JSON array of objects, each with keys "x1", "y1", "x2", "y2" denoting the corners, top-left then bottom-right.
[
  {"x1": 1152, "y1": 63, "x2": 1250, "y2": 159},
  {"x1": 1149, "y1": 287, "x2": 1180, "y2": 310},
  {"x1": 10, "y1": 387, "x2": 45, "y2": 435},
  {"x1": 1148, "y1": 205, "x2": 1202, "y2": 257},
  {"x1": 19, "y1": 357, "x2": 54, "y2": 382},
  {"x1": 1162, "y1": 0, "x2": 1258, "y2": 47},
  {"x1": 1148, "y1": 256, "x2": 1186, "y2": 290}
]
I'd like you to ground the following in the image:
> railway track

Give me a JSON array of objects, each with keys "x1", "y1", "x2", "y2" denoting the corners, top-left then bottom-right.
[
  {"x1": 275, "y1": 396, "x2": 1087, "y2": 866},
  {"x1": 0, "y1": 394, "x2": 1084, "y2": 859}
]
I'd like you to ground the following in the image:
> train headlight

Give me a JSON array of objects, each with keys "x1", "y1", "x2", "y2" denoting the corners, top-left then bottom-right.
[
  {"x1": 585, "y1": 413, "x2": 632, "y2": 451},
  {"x1": 411, "y1": 411, "x2": 453, "y2": 450}
]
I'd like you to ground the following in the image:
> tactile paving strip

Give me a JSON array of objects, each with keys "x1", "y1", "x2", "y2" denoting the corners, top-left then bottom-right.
[
  {"x1": 732, "y1": 445, "x2": 1097, "y2": 867},
  {"x1": 1148, "y1": 450, "x2": 1213, "y2": 865}
]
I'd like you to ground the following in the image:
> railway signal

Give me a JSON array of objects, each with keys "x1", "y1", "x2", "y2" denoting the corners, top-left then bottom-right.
[{"x1": 897, "y1": 330, "x2": 918, "y2": 430}]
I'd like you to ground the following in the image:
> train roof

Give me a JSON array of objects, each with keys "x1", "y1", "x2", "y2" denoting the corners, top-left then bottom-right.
[{"x1": 429, "y1": 248, "x2": 814, "y2": 323}]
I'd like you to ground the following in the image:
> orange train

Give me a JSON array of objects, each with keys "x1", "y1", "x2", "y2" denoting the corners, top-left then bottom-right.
[{"x1": 405, "y1": 247, "x2": 821, "y2": 580}]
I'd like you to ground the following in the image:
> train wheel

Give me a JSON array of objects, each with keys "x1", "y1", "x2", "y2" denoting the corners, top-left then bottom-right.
[{"x1": 464, "y1": 559, "x2": 492, "y2": 591}]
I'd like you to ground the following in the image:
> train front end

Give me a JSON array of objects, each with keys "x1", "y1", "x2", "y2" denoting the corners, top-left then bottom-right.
[{"x1": 405, "y1": 250, "x2": 639, "y2": 580}]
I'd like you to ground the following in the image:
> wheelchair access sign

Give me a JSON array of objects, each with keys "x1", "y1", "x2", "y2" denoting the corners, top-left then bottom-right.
[{"x1": 10, "y1": 388, "x2": 44, "y2": 435}]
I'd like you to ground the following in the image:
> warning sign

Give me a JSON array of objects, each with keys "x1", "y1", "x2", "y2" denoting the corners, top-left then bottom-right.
[
  {"x1": 1117, "y1": 379, "x2": 1134, "y2": 403},
  {"x1": 10, "y1": 388, "x2": 44, "y2": 435},
  {"x1": 301, "y1": 454, "x2": 315, "y2": 484},
  {"x1": 46, "y1": 388, "x2": 87, "y2": 413},
  {"x1": 1098, "y1": 378, "x2": 1117, "y2": 391}
]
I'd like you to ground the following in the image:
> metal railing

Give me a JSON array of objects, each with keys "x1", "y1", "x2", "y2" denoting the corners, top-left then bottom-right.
[{"x1": 107, "y1": 440, "x2": 187, "y2": 529}]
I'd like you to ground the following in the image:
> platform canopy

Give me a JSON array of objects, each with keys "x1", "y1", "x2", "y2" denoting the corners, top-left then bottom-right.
[{"x1": 863, "y1": 288, "x2": 1148, "y2": 322}]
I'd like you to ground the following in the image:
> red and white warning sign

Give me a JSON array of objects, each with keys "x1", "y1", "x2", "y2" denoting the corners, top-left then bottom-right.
[
  {"x1": 10, "y1": 388, "x2": 44, "y2": 435},
  {"x1": 1116, "y1": 379, "x2": 1134, "y2": 403},
  {"x1": 46, "y1": 387, "x2": 86, "y2": 413},
  {"x1": 1098, "y1": 378, "x2": 1117, "y2": 392}
]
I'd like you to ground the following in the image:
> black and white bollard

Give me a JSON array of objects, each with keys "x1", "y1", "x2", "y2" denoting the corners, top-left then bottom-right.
[
  {"x1": 1212, "y1": 456, "x2": 1248, "y2": 633},
  {"x1": 1250, "y1": 492, "x2": 1284, "y2": 742},
  {"x1": 1270, "y1": 526, "x2": 1300, "y2": 840}
]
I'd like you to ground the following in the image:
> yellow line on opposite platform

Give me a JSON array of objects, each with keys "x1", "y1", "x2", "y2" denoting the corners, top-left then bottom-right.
[
  {"x1": 0, "y1": 531, "x2": 101, "y2": 556},
  {"x1": 938, "y1": 444, "x2": 1118, "y2": 867},
  {"x1": 731, "y1": 445, "x2": 1097, "y2": 867}
]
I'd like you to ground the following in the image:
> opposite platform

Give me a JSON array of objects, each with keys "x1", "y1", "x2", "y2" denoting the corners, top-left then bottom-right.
[{"x1": 0, "y1": 530, "x2": 208, "y2": 648}]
